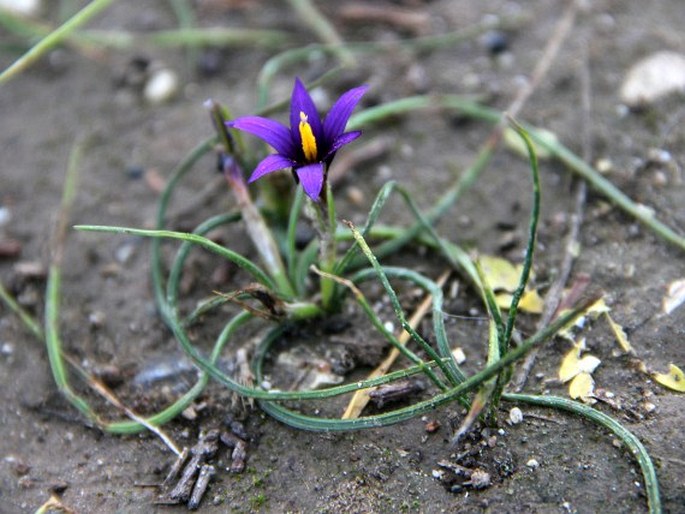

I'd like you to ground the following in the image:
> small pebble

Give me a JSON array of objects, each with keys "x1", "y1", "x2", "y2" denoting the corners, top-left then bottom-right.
[
  {"x1": 1, "y1": 342, "x2": 14, "y2": 356},
  {"x1": 115, "y1": 239, "x2": 139, "y2": 264},
  {"x1": 468, "y1": 469, "x2": 491, "y2": 489},
  {"x1": 481, "y1": 30, "x2": 509, "y2": 55},
  {"x1": 0, "y1": 0, "x2": 41, "y2": 17},
  {"x1": 595, "y1": 158, "x2": 613, "y2": 174},
  {"x1": 620, "y1": 51, "x2": 685, "y2": 107},
  {"x1": 126, "y1": 166, "x2": 145, "y2": 180},
  {"x1": 647, "y1": 147, "x2": 672, "y2": 164},
  {"x1": 144, "y1": 68, "x2": 179, "y2": 105},
  {"x1": 642, "y1": 401, "x2": 656, "y2": 413},
  {"x1": 13, "y1": 261, "x2": 46, "y2": 279},
  {"x1": 508, "y1": 407, "x2": 524, "y2": 425},
  {"x1": 526, "y1": 458, "x2": 539, "y2": 469},
  {"x1": 345, "y1": 186, "x2": 365, "y2": 206},
  {"x1": 652, "y1": 170, "x2": 668, "y2": 187},
  {"x1": 0, "y1": 206, "x2": 11, "y2": 226},
  {"x1": 383, "y1": 321, "x2": 395, "y2": 333},
  {"x1": 451, "y1": 347, "x2": 466, "y2": 365},
  {"x1": 424, "y1": 419, "x2": 441, "y2": 433},
  {"x1": 88, "y1": 310, "x2": 106, "y2": 328}
]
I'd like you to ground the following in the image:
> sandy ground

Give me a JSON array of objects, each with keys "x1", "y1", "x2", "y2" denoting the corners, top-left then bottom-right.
[{"x1": 1, "y1": 1, "x2": 684, "y2": 512}]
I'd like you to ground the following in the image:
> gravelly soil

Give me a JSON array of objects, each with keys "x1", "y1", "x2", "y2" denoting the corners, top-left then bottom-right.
[{"x1": 1, "y1": 1, "x2": 684, "y2": 512}]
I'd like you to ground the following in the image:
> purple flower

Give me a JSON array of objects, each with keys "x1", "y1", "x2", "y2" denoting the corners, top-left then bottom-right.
[{"x1": 227, "y1": 78, "x2": 368, "y2": 201}]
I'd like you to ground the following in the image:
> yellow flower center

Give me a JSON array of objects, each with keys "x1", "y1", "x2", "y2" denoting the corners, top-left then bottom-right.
[{"x1": 298, "y1": 111, "x2": 318, "y2": 161}]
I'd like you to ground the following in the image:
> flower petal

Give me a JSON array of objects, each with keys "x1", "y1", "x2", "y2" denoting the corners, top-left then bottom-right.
[
  {"x1": 295, "y1": 162, "x2": 325, "y2": 201},
  {"x1": 290, "y1": 78, "x2": 323, "y2": 147},
  {"x1": 323, "y1": 130, "x2": 362, "y2": 161},
  {"x1": 227, "y1": 116, "x2": 294, "y2": 156},
  {"x1": 323, "y1": 85, "x2": 368, "y2": 142},
  {"x1": 248, "y1": 154, "x2": 295, "y2": 183}
]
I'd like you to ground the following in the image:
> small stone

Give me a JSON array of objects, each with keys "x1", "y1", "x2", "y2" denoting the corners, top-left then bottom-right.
[
  {"x1": 425, "y1": 419, "x2": 441, "y2": 433},
  {"x1": 595, "y1": 158, "x2": 613, "y2": 174},
  {"x1": 0, "y1": 206, "x2": 11, "y2": 226},
  {"x1": 468, "y1": 469, "x2": 491, "y2": 489},
  {"x1": 383, "y1": 321, "x2": 395, "y2": 333},
  {"x1": 114, "y1": 239, "x2": 138, "y2": 264},
  {"x1": 620, "y1": 51, "x2": 685, "y2": 107},
  {"x1": 13, "y1": 261, "x2": 46, "y2": 279},
  {"x1": 345, "y1": 186, "x2": 365, "y2": 206},
  {"x1": 652, "y1": 170, "x2": 668, "y2": 187},
  {"x1": 508, "y1": 407, "x2": 523, "y2": 425},
  {"x1": 451, "y1": 347, "x2": 466, "y2": 364},
  {"x1": 647, "y1": 148, "x2": 672, "y2": 164},
  {"x1": 481, "y1": 30, "x2": 509, "y2": 55},
  {"x1": 88, "y1": 310, "x2": 106, "y2": 328},
  {"x1": 526, "y1": 458, "x2": 539, "y2": 469},
  {"x1": 1, "y1": 342, "x2": 14, "y2": 356},
  {"x1": 0, "y1": 0, "x2": 41, "y2": 17},
  {"x1": 144, "y1": 68, "x2": 179, "y2": 105},
  {"x1": 642, "y1": 401, "x2": 656, "y2": 413}
]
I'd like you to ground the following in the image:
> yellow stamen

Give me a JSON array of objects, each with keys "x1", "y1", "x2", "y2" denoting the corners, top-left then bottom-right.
[{"x1": 298, "y1": 111, "x2": 317, "y2": 161}]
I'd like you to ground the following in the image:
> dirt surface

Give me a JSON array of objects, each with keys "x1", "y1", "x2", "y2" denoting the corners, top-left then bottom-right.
[{"x1": 2, "y1": 1, "x2": 685, "y2": 512}]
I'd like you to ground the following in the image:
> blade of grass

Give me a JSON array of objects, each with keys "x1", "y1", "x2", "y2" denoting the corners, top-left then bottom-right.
[
  {"x1": 286, "y1": 0, "x2": 355, "y2": 66},
  {"x1": 0, "y1": 280, "x2": 43, "y2": 340},
  {"x1": 75, "y1": 225, "x2": 277, "y2": 291},
  {"x1": 0, "y1": 0, "x2": 115, "y2": 85},
  {"x1": 345, "y1": 222, "x2": 463, "y2": 385}
]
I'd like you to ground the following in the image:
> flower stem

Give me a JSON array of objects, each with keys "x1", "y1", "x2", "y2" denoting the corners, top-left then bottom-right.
[{"x1": 313, "y1": 183, "x2": 338, "y2": 311}]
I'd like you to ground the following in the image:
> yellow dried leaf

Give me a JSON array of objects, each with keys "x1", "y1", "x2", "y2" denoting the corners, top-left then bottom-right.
[
  {"x1": 479, "y1": 255, "x2": 521, "y2": 292},
  {"x1": 569, "y1": 372, "x2": 596, "y2": 403},
  {"x1": 559, "y1": 339, "x2": 600, "y2": 383},
  {"x1": 556, "y1": 297, "x2": 610, "y2": 340},
  {"x1": 586, "y1": 297, "x2": 611, "y2": 318},
  {"x1": 663, "y1": 278, "x2": 685, "y2": 315},
  {"x1": 480, "y1": 255, "x2": 542, "y2": 314},
  {"x1": 604, "y1": 313, "x2": 634, "y2": 354},
  {"x1": 652, "y1": 364, "x2": 685, "y2": 392},
  {"x1": 519, "y1": 290, "x2": 544, "y2": 314},
  {"x1": 559, "y1": 344, "x2": 582, "y2": 382},
  {"x1": 495, "y1": 290, "x2": 544, "y2": 314}
]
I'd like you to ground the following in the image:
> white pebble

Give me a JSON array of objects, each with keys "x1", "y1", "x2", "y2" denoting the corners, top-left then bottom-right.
[
  {"x1": 508, "y1": 407, "x2": 523, "y2": 425},
  {"x1": 451, "y1": 347, "x2": 466, "y2": 365},
  {"x1": 383, "y1": 321, "x2": 395, "y2": 333},
  {"x1": 620, "y1": 51, "x2": 685, "y2": 107},
  {"x1": 144, "y1": 68, "x2": 179, "y2": 105},
  {"x1": 526, "y1": 458, "x2": 539, "y2": 469},
  {"x1": 0, "y1": 0, "x2": 42, "y2": 17},
  {"x1": 0, "y1": 206, "x2": 10, "y2": 227}
]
